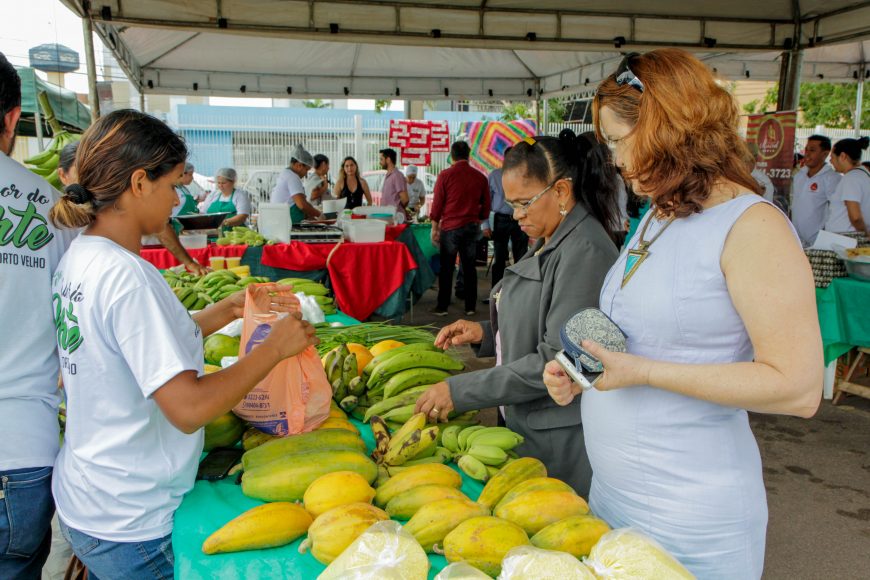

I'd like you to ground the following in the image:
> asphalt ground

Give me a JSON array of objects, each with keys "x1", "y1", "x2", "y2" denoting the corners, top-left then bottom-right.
[{"x1": 407, "y1": 265, "x2": 870, "y2": 580}]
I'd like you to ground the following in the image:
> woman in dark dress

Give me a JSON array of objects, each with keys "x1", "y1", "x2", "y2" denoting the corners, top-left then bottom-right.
[{"x1": 333, "y1": 156, "x2": 372, "y2": 209}]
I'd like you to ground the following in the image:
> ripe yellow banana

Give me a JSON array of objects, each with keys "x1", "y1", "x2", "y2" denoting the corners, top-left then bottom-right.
[
  {"x1": 386, "y1": 426, "x2": 439, "y2": 466},
  {"x1": 370, "y1": 416, "x2": 391, "y2": 461}
]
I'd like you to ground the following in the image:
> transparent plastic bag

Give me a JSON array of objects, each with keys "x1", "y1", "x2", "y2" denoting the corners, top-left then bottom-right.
[
  {"x1": 318, "y1": 520, "x2": 429, "y2": 580},
  {"x1": 296, "y1": 292, "x2": 326, "y2": 324},
  {"x1": 583, "y1": 528, "x2": 695, "y2": 579},
  {"x1": 499, "y1": 545, "x2": 596, "y2": 579},
  {"x1": 434, "y1": 562, "x2": 491, "y2": 579}
]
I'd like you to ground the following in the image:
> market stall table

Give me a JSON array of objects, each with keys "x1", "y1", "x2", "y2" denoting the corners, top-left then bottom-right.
[
  {"x1": 174, "y1": 419, "x2": 484, "y2": 579},
  {"x1": 816, "y1": 276, "x2": 870, "y2": 399}
]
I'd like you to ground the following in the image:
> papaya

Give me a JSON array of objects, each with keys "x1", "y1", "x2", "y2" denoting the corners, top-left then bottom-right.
[
  {"x1": 241, "y1": 429, "x2": 365, "y2": 470},
  {"x1": 202, "y1": 502, "x2": 312, "y2": 555},
  {"x1": 530, "y1": 514, "x2": 611, "y2": 558},
  {"x1": 374, "y1": 463, "x2": 461, "y2": 507},
  {"x1": 203, "y1": 412, "x2": 245, "y2": 451},
  {"x1": 317, "y1": 417, "x2": 360, "y2": 434},
  {"x1": 442, "y1": 516, "x2": 530, "y2": 577},
  {"x1": 241, "y1": 427, "x2": 278, "y2": 451},
  {"x1": 304, "y1": 471, "x2": 376, "y2": 518},
  {"x1": 493, "y1": 490, "x2": 589, "y2": 535},
  {"x1": 403, "y1": 498, "x2": 490, "y2": 552},
  {"x1": 242, "y1": 449, "x2": 377, "y2": 502},
  {"x1": 385, "y1": 485, "x2": 469, "y2": 520},
  {"x1": 476, "y1": 457, "x2": 546, "y2": 511},
  {"x1": 298, "y1": 502, "x2": 389, "y2": 564},
  {"x1": 493, "y1": 477, "x2": 575, "y2": 511}
]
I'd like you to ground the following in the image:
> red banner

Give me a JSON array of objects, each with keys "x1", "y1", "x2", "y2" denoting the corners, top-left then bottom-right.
[
  {"x1": 747, "y1": 111, "x2": 796, "y2": 211},
  {"x1": 388, "y1": 120, "x2": 450, "y2": 166}
]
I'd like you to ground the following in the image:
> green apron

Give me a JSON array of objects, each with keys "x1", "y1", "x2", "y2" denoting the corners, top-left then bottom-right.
[
  {"x1": 171, "y1": 186, "x2": 201, "y2": 233},
  {"x1": 290, "y1": 198, "x2": 305, "y2": 225},
  {"x1": 207, "y1": 191, "x2": 238, "y2": 220}
]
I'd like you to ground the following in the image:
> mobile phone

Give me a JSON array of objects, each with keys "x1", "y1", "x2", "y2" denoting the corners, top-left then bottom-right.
[
  {"x1": 197, "y1": 447, "x2": 244, "y2": 481},
  {"x1": 554, "y1": 351, "x2": 601, "y2": 391}
]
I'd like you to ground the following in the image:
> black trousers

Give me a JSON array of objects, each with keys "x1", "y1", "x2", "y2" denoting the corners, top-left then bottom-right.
[
  {"x1": 438, "y1": 223, "x2": 480, "y2": 311},
  {"x1": 491, "y1": 213, "x2": 529, "y2": 287}
]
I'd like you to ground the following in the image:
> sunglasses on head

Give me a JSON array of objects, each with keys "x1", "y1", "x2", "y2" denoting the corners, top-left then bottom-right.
[{"x1": 614, "y1": 53, "x2": 644, "y2": 93}]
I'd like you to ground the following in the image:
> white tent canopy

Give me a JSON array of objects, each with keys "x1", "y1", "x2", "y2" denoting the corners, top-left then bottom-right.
[{"x1": 61, "y1": 0, "x2": 870, "y2": 100}]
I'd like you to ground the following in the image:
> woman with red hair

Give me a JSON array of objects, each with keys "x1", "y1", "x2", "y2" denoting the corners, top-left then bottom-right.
[{"x1": 543, "y1": 49, "x2": 822, "y2": 578}]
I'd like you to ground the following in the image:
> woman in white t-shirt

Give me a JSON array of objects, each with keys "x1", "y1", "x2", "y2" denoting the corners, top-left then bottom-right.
[
  {"x1": 202, "y1": 167, "x2": 252, "y2": 227},
  {"x1": 825, "y1": 136, "x2": 870, "y2": 235},
  {"x1": 47, "y1": 110, "x2": 318, "y2": 579}
]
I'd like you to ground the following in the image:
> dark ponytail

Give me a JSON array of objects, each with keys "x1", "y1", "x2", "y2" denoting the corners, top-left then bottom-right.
[
  {"x1": 503, "y1": 129, "x2": 620, "y2": 238},
  {"x1": 833, "y1": 136, "x2": 870, "y2": 162}
]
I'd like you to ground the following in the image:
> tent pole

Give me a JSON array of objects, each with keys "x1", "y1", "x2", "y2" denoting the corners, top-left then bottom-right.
[
  {"x1": 140, "y1": 91, "x2": 146, "y2": 112},
  {"x1": 34, "y1": 106, "x2": 44, "y2": 150},
  {"x1": 777, "y1": 48, "x2": 803, "y2": 111},
  {"x1": 82, "y1": 14, "x2": 100, "y2": 122},
  {"x1": 855, "y1": 65, "x2": 865, "y2": 138}
]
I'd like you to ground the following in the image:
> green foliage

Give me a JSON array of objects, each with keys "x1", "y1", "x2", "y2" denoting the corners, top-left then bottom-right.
[
  {"x1": 500, "y1": 99, "x2": 567, "y2": 124},
  {"x1": 303, "y1": 99, "x2": 331, "y2": 109},
  {"x1": 374, "y1": 99, "x2": 392, "y2": 113},
  {"x1": 742, "y1": 82, "x2": 869, "y2": 129}
]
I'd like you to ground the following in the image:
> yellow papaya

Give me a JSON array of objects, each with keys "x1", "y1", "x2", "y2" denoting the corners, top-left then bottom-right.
[
  {"x1": 318, "y1": 417, "x2": 360, "y2": 434},
  {"x1": 493, "y1": 490, "x2": 589, "y2": 535},
  {"x1": 241, "y1": 427, "x2": 278, "y2": 451},
  {"x1": 374, "y1": 463, "x2": 461, "y2": 507},
  {"x1": 476, "y1": 457, "x2": 547, "y2": 511},
  {"x1": 530, "y1": 514, "x2": 611, "y2": 558},
  {"x1": 403, "y1": 498, "x2": 490, "y2": 552},
  {"x1": 298, "y1": 502, "x2": 389, "y2": 564},
  {"x1": 241, "y1": 429, "x2": 365, "y2": 470},
  {"x1": 203, "y1": 411, "x2": 245, "y2": 451},
  {"x1": 493, "y1": 477, "x2": 575, "y2": 511},
  {"x1": 442, "y1": 516, "x2": 530, "y2": 577},
  {"x1": 202, "y1": 502, "x2": 312, "y2": 555},
  {"x1": 385, "y1": 484, "x2": 469, "y2": 520},
  {"x1": 303, "y1": 471, "x2": 376, "y2": 518},
  {"x1": 328, "y1": 406, "x2": 347, "y2": 420},
  {"x1": 242, "y1": 449, "x2": 377, "y2": 502}
]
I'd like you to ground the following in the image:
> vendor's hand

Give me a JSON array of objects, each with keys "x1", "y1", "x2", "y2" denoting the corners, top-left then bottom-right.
[
  {"x1": 431, "y1": 228, "x2": 440, "y2": 245},
  {"x1": 580, "y1": 340, "x2": 652, "y2": 392},
  {"x1": 185, "y1": 260, "x2": 209, "y2": 277},
  {"x1": 226, "y1": 283, "x2": 297, "y2": 319},
  {"x1": 543, "y1": 360, "x2": 582, "y2": 406},
  {"x1": 482, "y1": 228, "x2": 492, "y2": 239},
  {"x1": 414, "y1": 382, "x2": 454, "y2": 423},
  {"x1": 264, "y1": 312, "x2": 319, "y2": 359},
  {"x1": 434, "y1": 320, "x2": 484, "y2": 349}
]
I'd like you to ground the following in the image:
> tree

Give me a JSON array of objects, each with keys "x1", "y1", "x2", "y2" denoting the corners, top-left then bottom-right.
[
  {"x1": 374, "y1": 99, "x2": 392, "y2": 113},
  {"x1": 500, "y1": 99, "x2": 567, "y2": 124},
  {"x1": 743, "y1": 82, "x2": 869, "y2": 129},
  {"x1": 303, "y1": 99, "x2": 331, "y2": 109}
]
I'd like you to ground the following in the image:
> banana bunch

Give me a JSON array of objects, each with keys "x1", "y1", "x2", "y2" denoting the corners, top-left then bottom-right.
[
  {"x1": 441, "y1": 426, "x2": 524, "y2": 482},
  {"x1": 362, "y1": 343, "x2": 464, "y2": 401},
  {"x1": 276, "y1": 278, "x2": 336, "y2": 315},
  {"x1": 371, "y1": 413, "x2": 453, "y2": 471},
  {"x1": 24, "y1": 131, "x2": 80, "y2": 189},
  {"x1": 162, "y1": 269, "x2": 269, "y2": 309},
  {"x1": 173, "y1": 286, "x2": 215, "y2": 311},
  {"x1": 216, "y1": 227, "x2": 267, "y2": 247},
  {"x1": 323, "y1": 344, "x2": 366, "y2": 413}
]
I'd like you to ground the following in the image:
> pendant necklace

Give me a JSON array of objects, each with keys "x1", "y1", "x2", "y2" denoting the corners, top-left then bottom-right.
[{"x1": 622, "y1": 213, "x2": 677, "y2": 288}]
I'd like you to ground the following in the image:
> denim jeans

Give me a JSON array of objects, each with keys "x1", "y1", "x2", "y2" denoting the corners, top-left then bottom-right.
[
  {"x1": 438, "y1": 223, "x2": 481, "y2": 311},
  {"x1": 59, "y1": 521, "x2": 174, "y2": 580},
  {"x1": 0, "y1": 465, "x2": 55, "y2": 580}
]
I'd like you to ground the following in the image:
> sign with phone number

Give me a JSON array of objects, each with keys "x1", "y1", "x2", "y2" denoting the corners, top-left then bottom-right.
[{"x1": 747, "y1": 111, "x2": 796, "y2": 212}]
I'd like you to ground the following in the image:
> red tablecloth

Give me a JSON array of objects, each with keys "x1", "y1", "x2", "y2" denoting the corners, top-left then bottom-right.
[
  {"x1": 140, "y1": 244, "x2": 247, "y2": 269},
  {"x1": 261, "y1": 241, "x2": 417, "y2": 320},
  {"x1": 385, "y1": 224, "x2": 407, "y2": 241}
]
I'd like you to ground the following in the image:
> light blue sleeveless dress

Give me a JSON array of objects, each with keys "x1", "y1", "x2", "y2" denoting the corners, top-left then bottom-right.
[{"x1": 583, "y1": 195, "x2": 778, "y2": 579}]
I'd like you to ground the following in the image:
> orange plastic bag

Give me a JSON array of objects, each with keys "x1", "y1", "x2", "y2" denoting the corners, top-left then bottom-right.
[{"x1": 232, "y1": 285, "x2": 331, "y2": 435}]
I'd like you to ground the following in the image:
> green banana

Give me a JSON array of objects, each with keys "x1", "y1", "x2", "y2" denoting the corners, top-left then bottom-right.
[
  {"x1": 332, "y1": 378, "x2": 347, "y2": 402},
  {"x1": 339, "y1": 395, "x2": 358, "y2": 412},
  {"x1": 464, "y1": 427, "x2": 524, "y2": 451},
  {"x1": 457, "y1": 426, "x2": 487, "y2": 451},
  {"x1": 30, "y1": 162, "x2": 55, "y2": 176},
  {"x1": 366, "y1": 351, "x2": 463, "y2": 388},
  {"x1": 380, "y1": 368, "x2": 452, "y2": 399},
  {"x1": 193, "y1": 298, "x2": 206, "y2": 310},
  {"x1": 327, "y1": 347, "x2": 347, "y2": 385},
  {"x1": 182, "y1": 292, "x2": 198, "y2": 309},
  {"x1": 313, "y1": 295, "x2": 334, "y2": 305},
  {"x1": 361, "y1": 343, "x2": 439, "y2": 380},
  {"x1": 24, "y1": 142, "x2": 59, "y2": 166},
  {"x1": 348, "y1": 376, "x2": 365, "y2": 397},
  {"x1": 434, "y1": 446, "x2": 454, "y2": 462},
  {"x1": 237, "y1": 276, "x2": 261, "y2": 287},
  {"x1": 381, "y1": 403, "x2": 417, "y2": 424},
  {"x1": 440, "y1": 425, "x2": 464, "y2": 453},
  {"x1": 363, "y1": 385, "x2": 432, "y2": 423},
  {"x1": 349, "y1": 405, "x2": 368, "y2": 422},
  {"x1": 466, "y1": 444, "x2": 509, "y2": 466},
  {"x1": 293, "y1": 284, "x2": 329, "y2": 296},
  {"x1": 323, "y1": 349, "x2": 338, "y2": 376},
  {"x1": 341, "y1": 354, "x2": 357, "y2": 387},
  {"x1": 457, "y1": 454, "x2": 489, "y2": 482},
  {"x1": 412, "y1": 434, "x2": 438, "y2": 459}
]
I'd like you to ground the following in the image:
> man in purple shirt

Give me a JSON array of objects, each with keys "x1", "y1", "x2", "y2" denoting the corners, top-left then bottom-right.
[{"x1": 379, "y1": 148, "x2": 408, "y2": 214}]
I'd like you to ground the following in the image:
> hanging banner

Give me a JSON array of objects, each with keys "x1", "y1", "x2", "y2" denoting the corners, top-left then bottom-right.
[
  {"x1": 388, "y1": 120, "x2": 449, "y2": 166},
  {"x1": 746, "y1": 111, "x2": 796, "y2": 212},
  {"x1": 459, "y1": 120, "x2": 537, "y2": 174}
]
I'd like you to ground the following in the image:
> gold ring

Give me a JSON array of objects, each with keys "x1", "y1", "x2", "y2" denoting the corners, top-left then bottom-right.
[{"x1": 431, "y1": 408, "x2": 440, "y2": 415}]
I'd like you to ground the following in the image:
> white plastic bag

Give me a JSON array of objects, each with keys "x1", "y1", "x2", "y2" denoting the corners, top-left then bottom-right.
[
  {"x1": 214, "y1": 317, "x2": 244, "y2": 338},
  {"x1": 583, "y1": 528, "x2": 695, "y2": 579},
  {"x1": 296, "y1": 292, "x2": 326, "y2": 324},
  {"x1": 318, "y1": 520, "x2": 429, "y2": 580},
  {"x1": 434, "y1": 562, "x2": 491, "y2": 579},
  {"x1": 499, "y1": 545, "x2": 595, "y2": 579}
]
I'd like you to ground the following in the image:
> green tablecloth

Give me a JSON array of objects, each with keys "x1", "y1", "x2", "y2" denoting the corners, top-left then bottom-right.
[
  {"x1": 816, "y1": 276, "x2": 870, "y2": 364},
  {"x1": 410, "y1": 223, "x2": 438, "y2": 259},
  {"x1": 173, "y1": 420, "x2": 484, "y2": 579}
]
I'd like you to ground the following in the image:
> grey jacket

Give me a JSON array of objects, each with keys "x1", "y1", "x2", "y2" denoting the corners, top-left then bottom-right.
[{"x1": 448, "y1": 204, "x2": 617, "y2": 495}]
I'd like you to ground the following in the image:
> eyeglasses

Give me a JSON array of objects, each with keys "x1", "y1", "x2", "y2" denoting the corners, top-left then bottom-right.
[
  {"x1": 505, "y1": 177, "x2": 571, "y2": 213},
  {"x1": 614, "y1": 52, "x2": 644, "y2": 93}
]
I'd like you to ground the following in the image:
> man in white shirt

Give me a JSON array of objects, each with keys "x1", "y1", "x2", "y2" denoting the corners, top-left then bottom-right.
[
  {"x1": 304, "y1": 154, "x2": 332, "y2": 205},
  {"x1": 792, "y1": 135, "x2": 841, "y2": 246},
  {"x1": 0, "y1": 52, "x2": 76, "y2": 578},
  {"x1": 270, "y1": 144, "x2": 322, "y2": 223},
  {"x1": 405, "y1": 164, "x2": 427, "y2": 213}
]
